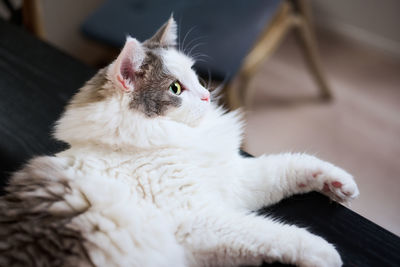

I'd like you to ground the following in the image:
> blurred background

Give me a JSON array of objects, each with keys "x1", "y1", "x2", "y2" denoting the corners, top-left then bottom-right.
[{"x1": 1, "y1": 0, "x2": 399, "y2": 236}]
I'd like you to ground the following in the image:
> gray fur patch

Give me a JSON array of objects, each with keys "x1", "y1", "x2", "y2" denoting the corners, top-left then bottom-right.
[
  {"x1": 0, "y1": 158, "x2": 94, "y2": 267},
  {"x1": 144, "y1": 17, "x2": 177, "y2": 49},
  {"x1": 69, "y1": 68, "x2": 111, "y2": 108},
  {"x1": 129, "y1": 51, "x2": 182, "y2": 117},
  {"x1": 67, "y1": 49, "x2": 182, "y2": 117}
]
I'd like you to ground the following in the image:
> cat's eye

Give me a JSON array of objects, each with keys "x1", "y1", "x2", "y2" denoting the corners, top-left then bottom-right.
[{"x1": 169, "y1": 81, "x2": 182, "y2": 95}]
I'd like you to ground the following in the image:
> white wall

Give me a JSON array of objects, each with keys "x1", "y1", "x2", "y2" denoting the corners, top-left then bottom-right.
[
  {"x1": 311, "y1": 0, "x2": 400, "y2": 56},
  {"x1": 41, "y1": 0, "x2": 108, "y2": 65}
]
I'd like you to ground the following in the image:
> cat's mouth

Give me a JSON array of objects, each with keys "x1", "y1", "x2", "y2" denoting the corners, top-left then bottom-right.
[
  {"x1": 201, "y1": 96, "x2": 210, "y2": 102},
  {"x1": 200, "y1": 91, "x2": 210, "y2": 102}
]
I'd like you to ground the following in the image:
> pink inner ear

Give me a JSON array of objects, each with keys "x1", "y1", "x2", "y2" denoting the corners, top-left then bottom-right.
[
  {"x1": 112, "y1": 37, "x2": 145, "y2": 92},
  {"x1": 121, "y1": 58, "x2": 134, "y2": 81},
  {"x1": 117, "y1": 75, "x2": 129, "y2": 90},
  {"x1": 117, "y1": 58, "x2": 135, "y2": 91}
]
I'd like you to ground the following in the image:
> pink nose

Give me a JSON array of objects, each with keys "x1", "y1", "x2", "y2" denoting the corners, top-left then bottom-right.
[{"x1": 201, "y1": 92, "x2": 210, "y2": 102}]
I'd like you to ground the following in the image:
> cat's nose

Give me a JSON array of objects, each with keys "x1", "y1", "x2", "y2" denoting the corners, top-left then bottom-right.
[{"x1": 201, "y1": 91, "x2": 210, "y2": 102}]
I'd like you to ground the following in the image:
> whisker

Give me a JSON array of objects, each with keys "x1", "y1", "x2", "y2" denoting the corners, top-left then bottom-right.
[
  {"x1": 187, "y1": 42, "x2": 206, "y2": 57},
  {"x1": 207, "y1": 68, "x2": 212, "y2": 90},
  {"x1": 184, "y1": 35, "x2": 208, "y2": 54},
  {"x1": 181, "y1": 26, "x2": 197, "y2": 54},
  {"x1": 193, "y1": 58, "x2": 208, "y2": 63},
  {"x1": 210, "y1": 75, "x2": 230, "y2": 104},
  {"x1": 210, "y1": 83, "x2": 225, "y2": 104},
  {"x1": 178, "y1": 17, "x2": 183, "y2": 52},
  {"x1": 192, "y1": 53, "x2": 212, "y2": 60},
  {"x1": 192, "y1": 54, "x2": 211, "y2": 63}
]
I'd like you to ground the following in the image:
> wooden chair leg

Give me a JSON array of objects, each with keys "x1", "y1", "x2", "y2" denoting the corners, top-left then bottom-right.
[
  {"x1": 225, "y1": 0, "x2": 332, "y2": 110},
  {"x1": 225, "y1": 1, "x2": 294, "y2": 110},
  {"x1": 22, "y1": 0, "x2": 46, "y2": 40},
  {"x1": 225, "y1": 79, "x2": 241, "y2": 111},
  {"x1": 292, "y1": 0, "x2": 332, "y2": 100}
]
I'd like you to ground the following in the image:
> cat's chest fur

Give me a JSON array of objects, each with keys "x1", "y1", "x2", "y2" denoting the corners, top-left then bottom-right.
[{"x1": 57, "y1": 145, "x2": 243, "y2": 214}]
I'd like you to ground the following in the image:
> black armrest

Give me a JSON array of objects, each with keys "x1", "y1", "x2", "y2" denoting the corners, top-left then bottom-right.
[
  {"x1": 0, "y1": 19, "x2": 95, "y2": 191},
  {"x1": 260, "y1": 192, "x2": 400, "y2": 266}
]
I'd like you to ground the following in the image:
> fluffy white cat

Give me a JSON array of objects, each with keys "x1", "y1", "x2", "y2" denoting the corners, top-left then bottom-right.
[{"x1": 0, "y1": 17, "x2": 359, "y2": 267}]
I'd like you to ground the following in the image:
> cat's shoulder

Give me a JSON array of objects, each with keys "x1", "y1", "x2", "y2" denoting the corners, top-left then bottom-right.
[{"x1": 12, "y1": 155, "x2": 71, "y2": 182}]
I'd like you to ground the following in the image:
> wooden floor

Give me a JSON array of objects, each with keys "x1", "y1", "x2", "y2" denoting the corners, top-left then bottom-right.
[{"x1": 242, "y1": 30, "x2": 400, "y2": 236}]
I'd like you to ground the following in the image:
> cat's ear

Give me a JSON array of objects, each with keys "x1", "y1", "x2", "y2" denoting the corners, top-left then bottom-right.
[
  {"x1": 147, "y1": 16, "x2": 177, "y2": 47},
  {"x1": 109, "y1": 37, "x2": 145, "y2": 92}
]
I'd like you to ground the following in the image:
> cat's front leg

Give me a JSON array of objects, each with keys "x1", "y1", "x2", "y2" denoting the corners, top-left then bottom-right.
[
  {"x1": 183, "y1": 212, "x2": 342, "y2": 267},
  {"x1": 237, "y1": 153, "x2": 359, "y2": 210}
]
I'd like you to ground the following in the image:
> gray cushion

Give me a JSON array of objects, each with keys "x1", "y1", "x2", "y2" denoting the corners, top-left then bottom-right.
[{"x1": 82, "y1": 0, "x2": 282, "y2": 80}]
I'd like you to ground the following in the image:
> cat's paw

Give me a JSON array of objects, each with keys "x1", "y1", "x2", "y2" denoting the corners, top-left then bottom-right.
[
  {"x1": 298, "y1": 234, "x2": 342, "y2": 267},
  {"x1": 313, "y1": 166, "x2": 359, "y2": 204}
]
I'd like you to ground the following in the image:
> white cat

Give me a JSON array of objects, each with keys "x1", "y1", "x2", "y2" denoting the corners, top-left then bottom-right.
[{"x1": 0, "y1": 17, "x2": 359, "y2": 267}]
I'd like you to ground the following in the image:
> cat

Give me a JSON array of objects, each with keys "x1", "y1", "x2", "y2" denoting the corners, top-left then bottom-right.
[{"x1": 0, "y1": 17, "x2": 359, "y2": 267}]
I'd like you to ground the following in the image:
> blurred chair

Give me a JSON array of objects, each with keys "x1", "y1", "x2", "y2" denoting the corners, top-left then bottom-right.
[
  {"x1": 1, "y1": 0, "x2": 46, "y2": 39},
  {"x1": 22, "y1": 0, "x2": 46, "y2": 39},
  {"x1": 81, "y1": 0, "x2": 331, "y2": 109},
  {"x1": 228, "y1": 0, "x2": 332, "y2": 108}
]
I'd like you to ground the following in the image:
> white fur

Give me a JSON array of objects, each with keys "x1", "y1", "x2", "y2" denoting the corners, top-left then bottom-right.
[
  {"x1": 159, "y1": 16, "x2": 178, "y2": 47},
  {"x1": 52, "y1": 100, "x2": 358, "y2": 266},
  {"x1": 46, "y1": 28, "x2": 359, "y2": 266},
  {"x1": 162, "y1": 49, "x2": 211, "y2": 125}
]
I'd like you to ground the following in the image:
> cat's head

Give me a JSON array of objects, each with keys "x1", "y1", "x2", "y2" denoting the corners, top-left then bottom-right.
[
  {"x1": 109, "y1": 17, "x2": 211, "y2": 123},
  {"x1": 108, "y1": 17, "x2": 211, "y2": 124},
  {"x1": 55, "y1": 17, "x2": 213, "y2": 148}
]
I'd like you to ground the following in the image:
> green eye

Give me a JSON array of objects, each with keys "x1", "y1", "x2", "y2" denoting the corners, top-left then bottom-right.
[{"x1": 169, "y1": 81, "x2": 182, "y2": 95}]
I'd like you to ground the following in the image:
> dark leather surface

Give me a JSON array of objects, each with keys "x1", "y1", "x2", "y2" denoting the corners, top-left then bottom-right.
[
  {"x1": 0, "y1": 19, "x2": 399, "y2": 267},
  {"x1": 82, "y1": 0, "x2": 282, "y2": 80},
  {"x1": 259, "y1": 192, "x2": 400, "y2": 266},
  {"x1": 0, "y1": 19, "x2": 95, "y2": 190}
]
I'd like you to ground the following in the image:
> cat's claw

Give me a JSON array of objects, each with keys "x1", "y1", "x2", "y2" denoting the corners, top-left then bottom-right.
[{"x1": 316, "y1": 166, "x2": 359, "y2": 203}]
